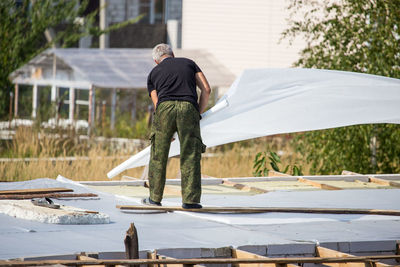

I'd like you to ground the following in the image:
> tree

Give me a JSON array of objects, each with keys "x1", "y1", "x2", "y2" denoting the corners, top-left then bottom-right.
[
  {"x1": 283, "y1": 0, "x2": 400, "y2": 174},
  {"x1": 0, "y1": 0, "x2": 140, "y2": 120}
]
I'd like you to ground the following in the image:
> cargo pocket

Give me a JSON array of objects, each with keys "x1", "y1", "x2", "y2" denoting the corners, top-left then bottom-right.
[
  {"x1": 201, "y1": 142, "x2": 207, "y2": 153},
  {"x1": 196, "y1": 137, "x2": 207, "y2": 153}
]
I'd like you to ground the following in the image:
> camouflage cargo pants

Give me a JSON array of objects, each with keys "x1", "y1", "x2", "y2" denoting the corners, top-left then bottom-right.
[{"x1": 148, "y1": 101, "x2": 206, "y2": 204}]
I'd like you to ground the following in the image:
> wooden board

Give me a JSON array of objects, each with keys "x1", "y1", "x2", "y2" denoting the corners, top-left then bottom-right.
[
  {"x1": 268, "y1": 171, "x2": 342, "y2": 190},
  {"x1": 316, "y1": 246, "x2": 391, "y2": 267},
  {"x1": 0, "y1": 193, "x2": 97, "y2": 200},
  {"x1": 222, "y1": 179, "x2": 268, "y2": 194},
  {"x1": 232, "y1": 249, "x2": 297, "y2": 267},
  {"x1": 2, "y1": 255, "x2": 400, "y2": 266},
  {"x1": 0, "y1": 187, "x2": 73, "y2": 195},
  {"x1": 297, "y1": 177, "x2": 342, "y2": 190},
  {"x1": 342, "y1": 170, "x2": 400, "y2": 188},
  {"x1": 116, "y1": 205, "x2": 400, "y2": 216}
]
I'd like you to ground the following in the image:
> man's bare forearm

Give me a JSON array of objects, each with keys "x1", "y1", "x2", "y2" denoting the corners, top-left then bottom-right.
[
  {"x1": 196, "y1": 72, "x2": 211, "y2": 114},
  {"x1": 150, "y1": 90, "x2": 158, "y2": 109},
  {"x1": 199, "y1": 90, "x2": 210, "y2": 114}
]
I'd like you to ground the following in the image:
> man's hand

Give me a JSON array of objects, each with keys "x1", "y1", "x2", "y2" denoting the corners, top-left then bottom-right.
[{"x1": 196, "y1": 72, "x2": 211, "y2": 114}]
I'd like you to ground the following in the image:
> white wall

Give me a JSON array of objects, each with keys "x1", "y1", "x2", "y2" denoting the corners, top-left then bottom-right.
[{"x1": 182, "y1": 0, "x2": 306, "y2": 76}]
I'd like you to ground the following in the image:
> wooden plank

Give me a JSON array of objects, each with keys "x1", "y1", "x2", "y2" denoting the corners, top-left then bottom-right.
[
  {"x1": 148, "y1": 251, "x2": 197, "y2": 267},
  {"x1": 154, "y1": 254, "x2": 185, "y2": 267},
  {"x1": 0, "y1": 193, "x2": 97, "y2": 200},
  {"x1": 77, "y1": 255, "x2": 104, "y2": 267},
  {"x1": 369, "y1": 177, "x2": 400, "y2": 188},
  {"x1": 147, "y1": 251, "x2": 157, "y2": 267},
  {"x1": 317, "y1": 246, "x2": 365, "y2": 267},
  {"x1": 232, "y1": 249, "x2": 297, "y2": 267},
  {"x1": 0, "y1": 188, "x2": 73, "y2": 195},
  {"x1": 267, "y1": 171, "x2": 291, "y2": 177},
  {"x1": 342, "y1": 170, "x2": 400, "y2": 188},
  {"x1": 3, "y1": 255, "x2": 400, "y2": 266},
  {"x1": 316, "y1": 246, "x2": 391, "y2": 267},
  {"x1": 222, "y1": 179, "x2": 268, "y2": 194},
  {"x1": 124, "y1": 223, "x2": 139, "y2": 267},
  {"x1": 297, "y1": 177, "x2": 342, "y2": 190},
  {"x1": 116, "y1": 205, "x2": 400, "y2": 216},
  {"x1": 268, "y1": 171, "x2": 342, "y2": 190}
]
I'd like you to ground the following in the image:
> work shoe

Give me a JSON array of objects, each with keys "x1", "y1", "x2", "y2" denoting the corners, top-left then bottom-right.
[
  {"x1": 182, "y1": 203, "x2": 202, "y2": 209},
  {"x1": 141, "y1": 197, "x2": 161, "y2": 206}
]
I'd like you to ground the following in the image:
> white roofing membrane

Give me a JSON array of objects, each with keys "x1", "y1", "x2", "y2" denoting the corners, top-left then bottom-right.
[
  {"x1": 108, "y1": 68, "x2": 400, "y2": 177},
  {"x1": 1, "y1": 177, "x2": 400, "y2": 259}
]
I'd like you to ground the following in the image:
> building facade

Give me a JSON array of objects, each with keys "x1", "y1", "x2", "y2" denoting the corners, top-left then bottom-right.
[{"x1": 181, "y1": 0, "x2": 306, "y2": 76}]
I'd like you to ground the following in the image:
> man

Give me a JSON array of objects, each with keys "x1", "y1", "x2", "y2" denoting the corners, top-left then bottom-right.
[{"x1": 143, "y1": 43, "x2": 211, "y2": 209}]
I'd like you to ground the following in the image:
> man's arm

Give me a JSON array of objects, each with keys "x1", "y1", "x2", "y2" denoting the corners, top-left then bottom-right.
[
  {"x1": 196, "y1": 72, "x2": 211, "y2": 114},
  {"x1": 150, "y1": 90, "x2": 158, "y2": 109}
]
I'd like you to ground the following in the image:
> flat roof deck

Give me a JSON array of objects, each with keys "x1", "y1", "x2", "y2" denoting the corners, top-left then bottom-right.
[{"x1": 0, "y1": 175, "x2": 399, "y2": 261}]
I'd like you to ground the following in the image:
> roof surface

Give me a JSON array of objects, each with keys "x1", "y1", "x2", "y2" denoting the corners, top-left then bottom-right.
[
  {"x1": 1, "y1": 176, "x2": 400, "y2": 260},
  {"x1": 10, "y1": 49, "x2": 235, "y2": 89}
]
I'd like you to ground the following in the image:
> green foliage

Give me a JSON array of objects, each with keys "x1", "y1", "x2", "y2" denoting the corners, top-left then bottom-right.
[
  {"x1": 253, "y1": 151, "x2": 303, "y2": 177},
  {"x1": 114, "y1": 114, "x2": 150, "y2": 139},
  {"x1": 283, "y1": 0, "x2": 400, "y2": 78},
  {"x1": 283, "y1": 0, "x2": 400, "y2": 174},
  {"x1": 0, "y1": 0, "x2": 142, "y2": 120},
  {"x1": 294, "y1": 124, "x2": 400, "y2": 174}
]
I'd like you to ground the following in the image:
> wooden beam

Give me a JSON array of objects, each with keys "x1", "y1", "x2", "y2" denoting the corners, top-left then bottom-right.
[
  {"x1": 268, "y1": 171, "x2": 291, "y2": 177},
  {"x1": 69, "y1": 87, "x2": 75, "y2": 122},
  {"x1": 2, "y1": 255, "x2": 400, "y2": 266},
  {"x1": 14, "y1": 83, "x2": 19, "y2": 118},
  {"x1": 0, "y1": 193, "x2": 97, "y2": 200},
  {"x1": 0, "y1": 188, "x2": 73, "y2": 195},
  {"x1": 88, "y1": 85, "x2": 95, "y2": 129},
  {"x1": 147, "y1": 250, "x2": 157, "y2": 267},
  {"x1": 32, "y1": 84, "x2": 38, "y2": 118},
  {"x1": 152, "y1": 253, "x2": 185, "y2": 267},
  {"x1": 342, "y1": 171, "x2": 400, "y2": 188},
  {"x1": 116, "y1": 205, "x2": 400, "y2": 216},
  {"x1": 316, "y1": 246, "x2": 391, "y2": 267},
  {"x1": 9, "y1": 90, "x2": 13, "y2": 125},
  {"x1": 147, "y1": 250, "x2": 196, "y2": 267},
  {"x1": 297, "y1": 177, "x2": 342, "y2": 190},
  {"x1": 268, "y1": 171, "x2": 342, "y2": 190},
  {"x1": 368, "y1": 177, "x2": 400, "y2": 188},
  {"x1": 124, "y1": 223, "x2": 139, "y2": 267},
  {"x1": 222, "y1": 179, "x2": 268, "y2": 194},
  {"x1": 232, "y1": 249, "x2": 297, "y2": 267},
  {"x1": 77, "y1": 255, "x2": 103, "y2": 267}
]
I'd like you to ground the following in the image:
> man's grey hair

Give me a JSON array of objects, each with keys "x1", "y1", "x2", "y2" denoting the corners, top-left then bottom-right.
[{"x1": 152, "y1": 43, "x2": 173, "y2": 62}]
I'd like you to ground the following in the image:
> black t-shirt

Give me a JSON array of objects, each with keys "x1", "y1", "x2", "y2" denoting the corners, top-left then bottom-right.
[{"x1": 147, "y1": 57, "x2": 202, "y2": 111}]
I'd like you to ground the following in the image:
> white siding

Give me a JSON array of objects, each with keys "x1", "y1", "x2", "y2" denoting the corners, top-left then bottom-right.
[{"x1": 182, "y1": 0, "x2": 306, "y2": 76}]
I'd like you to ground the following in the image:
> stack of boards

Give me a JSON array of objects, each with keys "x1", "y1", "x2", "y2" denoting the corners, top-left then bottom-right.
[{"x1": 0, "y1": 187, "x2": 109, "y2": 224}]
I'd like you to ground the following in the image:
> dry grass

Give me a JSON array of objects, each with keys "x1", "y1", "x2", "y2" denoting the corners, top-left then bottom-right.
[
  {"x1": 1, "y1": 127, "x2": 307, "y2": 181},
  {"x1": 166, "y1": 136, "x2": 307, "y2": 178}
]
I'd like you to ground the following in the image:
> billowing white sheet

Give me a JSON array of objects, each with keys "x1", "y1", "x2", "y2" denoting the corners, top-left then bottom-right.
[{"x1": 108, "y1": 68, "x2": 400, "y2": 178}]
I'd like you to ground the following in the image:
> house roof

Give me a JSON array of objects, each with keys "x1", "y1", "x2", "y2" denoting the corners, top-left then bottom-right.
[{"x1": 10, "y1": 48, "x2": 235, "y2": 89}]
